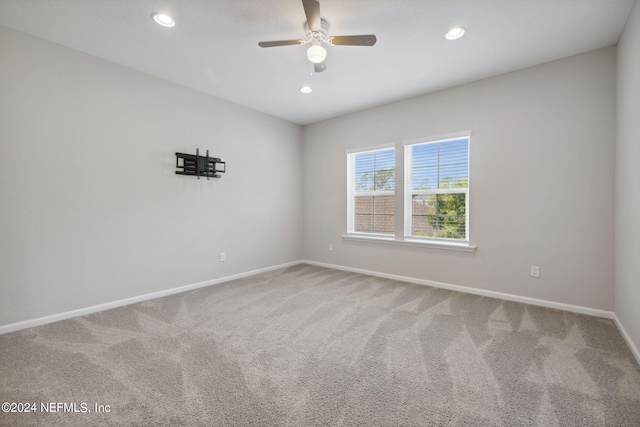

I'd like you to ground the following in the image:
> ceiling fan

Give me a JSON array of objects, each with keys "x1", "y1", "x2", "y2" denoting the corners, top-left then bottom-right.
[{"x1": 258, "y1": 0, "x2": 377, "y2": 73}]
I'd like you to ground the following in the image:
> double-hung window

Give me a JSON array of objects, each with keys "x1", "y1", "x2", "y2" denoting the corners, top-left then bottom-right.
[
  {"x1": 346, "y1": 134, "x2": 472, "y2": 250},
  {"x1": 347, "y1": 146, "x2": 395, "y2": 236},
  {"x1": 404, "y1": 136, "x2": 470, "y2": 243}
]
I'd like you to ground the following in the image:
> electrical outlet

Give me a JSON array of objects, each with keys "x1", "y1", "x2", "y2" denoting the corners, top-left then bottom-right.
[
  {"x1": 219, "y1": 252, "x2": 225, "y2": 262},
  {"x1": 329, "y1": 243, "x2": 334, "y2": 251},
  {"x1": 530, "y1": 266, "x2": 540, "y2": 278}
]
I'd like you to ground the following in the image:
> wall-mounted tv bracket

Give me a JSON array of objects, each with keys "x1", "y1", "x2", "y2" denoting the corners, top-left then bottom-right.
[{"x1": 175, "y1": 149, "x2": 225, "y2": 179}]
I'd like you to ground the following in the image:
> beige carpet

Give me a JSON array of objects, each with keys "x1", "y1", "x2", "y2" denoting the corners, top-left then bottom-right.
[{"x1": 1, "y1": 264, "x2": 639, "y2": 426}]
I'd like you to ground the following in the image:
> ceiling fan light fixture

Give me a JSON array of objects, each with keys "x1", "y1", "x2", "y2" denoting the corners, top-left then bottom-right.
[
  {"x1": 300, "y1": 86, "x2": 313, "y2": 94},
  {"x1": 152, "y1": 13, "x2": 175, "y2": 28},
  {"x1": 445, "y1": 27, "x2": 465, "y2": 40},
  {"x1": 307, "y1": 44, "x2": 327, "y2": 64}
]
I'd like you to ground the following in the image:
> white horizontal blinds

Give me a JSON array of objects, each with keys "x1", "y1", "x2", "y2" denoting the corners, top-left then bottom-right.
[
  {"x1": 405, "y1": 137, "x2": 469, "y2": 240},
  {"x1": 347, "y1": 147, "x2": 395, "y2": 235}
]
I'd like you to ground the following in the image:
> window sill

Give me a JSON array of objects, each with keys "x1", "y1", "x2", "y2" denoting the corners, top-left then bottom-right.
[{"x1": 342, "y1": 234, "x2": 477, "y2": 252}]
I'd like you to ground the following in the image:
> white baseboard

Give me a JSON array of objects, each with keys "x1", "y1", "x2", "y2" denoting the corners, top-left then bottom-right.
[
  {"x1": 302, "y1": 260, "x2": 615, "y2": 319},
  {"x1": 613, "y1": 314, "x2": 640, "y2": 366},
  {"x1": 0, "y1": 260, "x2": 302, "y2": 335}
]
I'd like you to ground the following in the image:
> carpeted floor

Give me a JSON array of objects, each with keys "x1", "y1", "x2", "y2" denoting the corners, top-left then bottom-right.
[{"x1": 1, "y1": 264, "x2": 639, "y2": 426}]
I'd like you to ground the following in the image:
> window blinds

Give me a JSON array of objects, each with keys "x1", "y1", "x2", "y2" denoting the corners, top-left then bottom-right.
[{"x1": 347, "y1": 147, "x2": 395, "y2": 235}]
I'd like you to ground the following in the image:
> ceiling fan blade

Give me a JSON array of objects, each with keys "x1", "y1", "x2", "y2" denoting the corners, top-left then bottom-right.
[
  {"x1": 258, "y1": 39, "x2": 304, "y2": 48},
  {"x1": 331, "y1": 35, "x2": 377, "y2": 46},
  {"x1": 302, "y1": 0, "x2": 321, "y2": 32},
  {"x1": 314, "y1": 61, "x2": 326, "y2": 73}
]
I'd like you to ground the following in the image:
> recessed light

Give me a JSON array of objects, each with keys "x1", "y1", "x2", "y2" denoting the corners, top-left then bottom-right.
[
  {"x1": 152, "y1": 13, "x2": 175, "y2": 28},
  {"x1": 445, "y1": 27, "x2": 465, "y2": 40},
  {"x1": 300, "y1": 86, "x2": 313, "y2": 94}
]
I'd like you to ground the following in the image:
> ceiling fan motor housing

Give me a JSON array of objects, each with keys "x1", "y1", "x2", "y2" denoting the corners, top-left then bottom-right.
[{"x1": 304, "y1": 18, "x2": 330, "y2": 44}]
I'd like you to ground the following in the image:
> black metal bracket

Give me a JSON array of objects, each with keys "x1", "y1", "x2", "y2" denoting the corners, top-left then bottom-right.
[{"x1": 175, "y1": 149, "x2": 225, "y2": 180}]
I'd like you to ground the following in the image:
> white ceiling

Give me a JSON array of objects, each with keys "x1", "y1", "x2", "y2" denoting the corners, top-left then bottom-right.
[{"x1": 0, "y1": 0, "x2": 635, "y2": 125}]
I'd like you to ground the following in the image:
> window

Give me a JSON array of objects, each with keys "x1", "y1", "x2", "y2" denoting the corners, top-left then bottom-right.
[
  {"x1": 345, "y1": 133, "x2": 472, "y2": 251},
  {"x1": 347, "y1": 146, "x2": 395, "y2": 236},
  {"x1": 404, "y1": 136, "x2": 469, "y2": 242}
]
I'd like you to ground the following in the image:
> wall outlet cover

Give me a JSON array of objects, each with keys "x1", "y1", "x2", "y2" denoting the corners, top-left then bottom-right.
[{"x1": 531, "y1": 266, "x2": 540, "y2": 277}]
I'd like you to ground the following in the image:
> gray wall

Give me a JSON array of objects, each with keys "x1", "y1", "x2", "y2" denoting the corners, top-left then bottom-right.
[
  {"x1": 616, "y1": 1, "x2": 640, "y2": 354},
  {"x1": 0, "y1": 26, "x2": 303, "y2": 326},
  {"x1": 303, "y1": 47, "x2": 616, "y2": 311}
]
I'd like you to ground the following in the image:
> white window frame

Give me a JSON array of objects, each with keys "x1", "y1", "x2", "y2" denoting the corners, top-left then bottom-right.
[
  {"x1": 344, "y1": 133, "x2": 475, "y2": 252},
  {"x1": 346, "y1": 144, "x2": 396, "y2": 237},
  {"x1": 404, "y1": 135, "x2": 470, "y2": 245}
]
